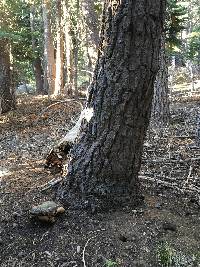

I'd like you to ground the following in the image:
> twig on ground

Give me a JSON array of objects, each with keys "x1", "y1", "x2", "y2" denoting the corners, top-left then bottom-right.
[
  {"x1": 82, "y1": 236, "x2": 94, "y2": 267},
  {"x1": 184, "y1": 165, "x2": 193, "y2": 186},
  {"x1": 40, "y1": 177, "x2": 63, "y2": 191},
  {"x1": 139, "y1": 175, "x2": 200, "y2": 194},
  {"x1": 82, "y1": 230, "x2": 105, "y2": 267}
]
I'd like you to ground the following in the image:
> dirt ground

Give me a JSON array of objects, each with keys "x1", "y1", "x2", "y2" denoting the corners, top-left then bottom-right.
[{"x1": 0, "y1": 94, "x2": 200, "y2": 267}]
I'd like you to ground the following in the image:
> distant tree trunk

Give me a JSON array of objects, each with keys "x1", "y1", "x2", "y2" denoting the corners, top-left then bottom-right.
[
  {"x1": 63, "y1": 0, "x2": 76, "y2": 95},
  {"x1": 34, "y1": 58, "x2": 45, "y2": 94},
  {"x1": 55, "y1": 0, "x2": 64, "y2": 95},
  {"x1": 72, "y1": 0, "x2": 80, "y2": 94},
  {"x1": 30, "y1": 5, "x2": 44, "y2": 94},
  {"x1": 81, "y1": 0, "x2": 101, "y2": 81},
  {"x1": 0, "y1": 38, "x2": 15, "y2": 114},
  {"x1": 152, "y1": 35, "x2": 170, "y2": 126},
  {"x1": 60, "y1": 0, "x2": 165, "y2": 210},
  {"x1": 42, "y1": 0, "x2": 56, "y2": 95},
  {"x1": 81, "y1": 0, "x2": 100, "y2": 49},
  {"x1": 63, "y1": 0, "x2": 73, "y2": 94}
]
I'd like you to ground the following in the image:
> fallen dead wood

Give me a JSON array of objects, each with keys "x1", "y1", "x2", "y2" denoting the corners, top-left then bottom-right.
[
  {"x1": 40, "y1": 177, "x2": 63, "y2": 191},
  {"x1": 45, "y1": 107, "x2": 94, "y2": 174},
  {"x1": 139, "y1": 175, "x2": 200, "y2": 195},
  {"x1": 35, "y1": 98, "x2": 85, "y2": 124}
]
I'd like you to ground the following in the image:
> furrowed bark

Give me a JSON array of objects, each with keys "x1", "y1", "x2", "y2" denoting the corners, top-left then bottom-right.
[{"x1": 60, "y1": 0, "x2": 166, "y2": 210}]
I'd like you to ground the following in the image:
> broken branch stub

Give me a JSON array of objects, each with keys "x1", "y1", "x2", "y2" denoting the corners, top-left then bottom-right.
[{"x1": 45, "y1": 108, "x2": 94, "y2": 174}]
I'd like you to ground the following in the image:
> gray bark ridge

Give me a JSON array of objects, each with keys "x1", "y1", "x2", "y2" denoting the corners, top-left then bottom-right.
[{"x1": 60, "y1": 0, "x2": 165, "y2": 210}]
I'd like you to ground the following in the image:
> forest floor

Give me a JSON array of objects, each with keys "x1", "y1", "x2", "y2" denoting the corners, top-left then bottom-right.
[{"x1": 0, "y1": 91, "x2": 200, "y2": 267}]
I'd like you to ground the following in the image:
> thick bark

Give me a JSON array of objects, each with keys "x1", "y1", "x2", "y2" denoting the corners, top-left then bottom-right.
[
  {"x1": 61, "y1": 0, "x2": 165, "y2": 209},
  {"x1": 0, "y1": 39, "x2": 15, "y2": 114},
  {"x1": 152, "y1": 35, "x2": 170, "y2": 126},
  {"x1": 42, "y1": 0, "x2": 56, "y2": 95},
  {"x1": 55, "y1": 0, "x2": 64, "y2": 95},
  {"x1": 30, "y1": 5, "x2": 44, "y2": 94}
]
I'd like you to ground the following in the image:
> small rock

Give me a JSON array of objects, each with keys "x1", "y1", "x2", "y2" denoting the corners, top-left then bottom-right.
[
  {"x1": 125, "y1": 245, "x2": 133, "y2": 251},
  {"x1": 0, "y1": 238, "x2": 3, "y2": 245},
  {"x1": 77, "y1": 245, "x2": 81, "y2": 253},
  {"x1": 18, "y1": 251, "x2": 25, "y2": 258},
  {"x1": 162, "y1": 222, "x2": 177, "y2": 232},
  {"x1": 13, "y1": 212, "x2": 21, "y2": 219},
  {"x1": 155, "y1": 202, "x2": 162, "y2": 209},
  {"x1": 118, "y1": 234, "x2": 127, "y2": 242},
  {"x1": 44, "y1": 251, "x2": 52, "y2": 257},
  {"x1": 13, "y1": 223, "x2": 18, "y2": 228},
  {"x1": 132, "y1": 260, "x2": 146, "y2": 267}
]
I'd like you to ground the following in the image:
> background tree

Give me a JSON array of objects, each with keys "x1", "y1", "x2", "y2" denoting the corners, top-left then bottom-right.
[
  {"x1": 55, "y1": 0, "x2": 64, "y2": 95},
  {"x1": 152, "y1": 35, "x2": 170, "y2": 126},
  {"x1": 60, "y1": 0, "x2": 165, "y2": 210},
  {"x1": 42, "y1": 0, "x2": 56, "y2": 95},
  {"x1": 30, "y1": 1, "x2": 44, "y2": 94},
  {"x1": 151, "y1": 0, "x2": 187, "y2": 126},
  {"x1": 0, "y1": 38, "x2": 15, "y2": 114}
]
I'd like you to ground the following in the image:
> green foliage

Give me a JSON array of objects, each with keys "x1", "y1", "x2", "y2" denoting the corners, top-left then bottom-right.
[
  {"x1": 166, "y1": 0, "x2": 187, "y2": 51},
  {"x1": 187, "y1": 26, "x2": 200, "y2": 62},
  {"x1": 105, "y1": 259, "x2": 118, "y2": 267},
  {"x1": 0, "y1": 0, "x2": 44, "y2": 84},
  {"x1": 156, "y1": 241, "x2": 200, "y2": 267},
  {"x1": 157, "y1": 241, "x2": 174, "y2": 267}
]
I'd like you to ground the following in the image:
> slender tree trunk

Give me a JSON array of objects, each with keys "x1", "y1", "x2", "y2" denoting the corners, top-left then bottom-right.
[
  {"x1": 0, "y1": 38, "x2": 15, "y2": 114},
  {"x1": 152, "y1": 35, "x2": 170, "y2": 126},
  {"x1": 73, "y1": 0, "x2": 80, "y2": 94},
  {"x1": 30, "y1": 4, "x2": 44, "y2": 94},
  {"x1": 60, "y1": 0, "x2": 165, "y2": 210},
  {"x1": 34, "y1": 58, "x2": 45, "y2": 94},
  {"x1": 42, "y1": 0, "x2": 56, "y2": 95},
  {"x1": 55, "y1": 0, "x2": 64, "y2": 95},
  {"x1": 81, "y1": 0, "x2": 100, "y2": 49},
  {"x1": 63, "y1": 0, "x2": 74, "y2": 95}
]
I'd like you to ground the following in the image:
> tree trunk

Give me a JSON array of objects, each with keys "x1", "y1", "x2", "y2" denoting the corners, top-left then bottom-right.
[
  {"x1": 33, "y1": 57, "x2": 45, "y2": 94},
  {"x1": 73, "y1": 0, "x2": 80, "y2": 94},
  {"x1": 151, "y1": 35, "x2": 170, "y2": 126},
  {"x1": 63, "y1": 0, "x2": 70, "y2": 85},
  {"x1": 0, "y1": 38, "x2": 15, "y2": 114},
  {"x1": 42, "y1": 0, "x2": 56, "y2": 95},
  {"x1": 60, "y1": 0, "x2": 165, "y2": 210},
  {"x1": 55, "y1": 0, "x2": 64, "y2": 95},
  {"x1": 81, "y1": 0, "x2": 100, "y2": 49},
  {"x1": 63, "y1": 0, "x2": 74, "y2": 96},
  {"x1": 30, "y1": 4, "x2": 44, "y2": 94}
]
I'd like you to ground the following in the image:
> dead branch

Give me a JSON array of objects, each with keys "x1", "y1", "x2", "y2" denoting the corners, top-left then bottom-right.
[
  {"x1": 40, "y1": 177, "x2": 63, "y2": 191},
  {"x1": 139, "y1": 175, "x2": 200, "y2": 194},
  {"x1": 82, "y1": 236, "x2": 94, "y2": 267},
  {"x1": 44, "y1": 107, "x2": 94, "y2": 173},
  {"x1": 82, "y1": 230, "x2": 105, "y2": 267},
  {"x1": 35, "y1": 98, "x2": 85, "y2": 124}
]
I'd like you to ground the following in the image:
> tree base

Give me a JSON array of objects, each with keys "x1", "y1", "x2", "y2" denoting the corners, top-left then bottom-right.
[{"x1": 57, "y1": 181, "x2": 144, "y2": 213}]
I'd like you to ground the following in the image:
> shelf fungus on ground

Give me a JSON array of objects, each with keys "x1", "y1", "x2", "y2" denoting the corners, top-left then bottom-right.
[{"x1": 30, "y1": 201, "x2": 65, "y2": 223}]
